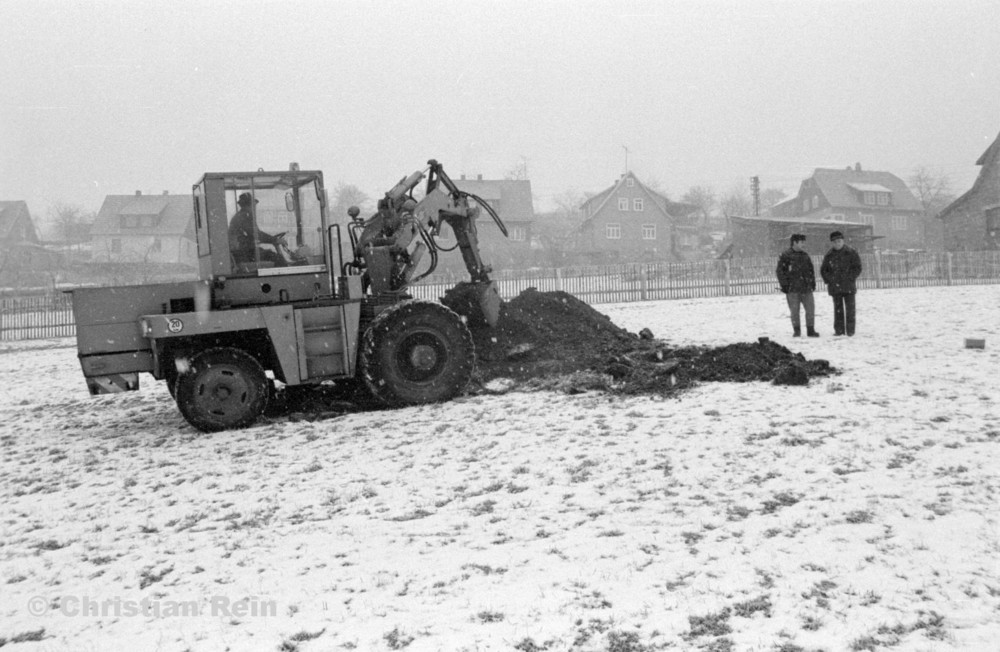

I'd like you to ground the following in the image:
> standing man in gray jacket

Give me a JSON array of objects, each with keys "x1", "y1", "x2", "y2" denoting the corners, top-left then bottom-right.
[
  {"x1": 820, "y1": 230, "x2": 863, "y2": 336},
  {"x1": 776, "y1": 233, "x2": 819, "y2": 337}
]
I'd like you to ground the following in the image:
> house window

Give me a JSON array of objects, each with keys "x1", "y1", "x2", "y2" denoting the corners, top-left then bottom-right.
[
  {"x1": 111, "y1": 239, "x2": 121, "y2": 253},
  {"x1": 641, "y1": 224, "x2": 656, "y2": 240},
  {"x1": 877, "y1": 193, "x2": 890, "y2": 206},
  {"x1": 892, "y1": 215, "x2": 907, "y2": 230},
  {"x1": 859, "y1": 213, "x2": 874, "y2": 225},
  {"x1": 829, "y1": 214, "x2": 845, "y2": 222},
  {"x1": 811, "y1": 196, "x2": 819, "y2": 209},
  {"x1": 618, "y1": 198, "x2": 629, "y2": 211},
  {"x1": 633, "y1": 198, "x2": 644, "y2": 211},
  {"x1": 863, "y1": 191, "x2": 875, "y2": 205},
  {"x1": 508, "y1": 226, "x2": 527, "y2": 242},
  {"x1": 626, "y1": 178, "x2": 634, "y2": 187},
  {"x1": 986, "y1": 207, "x2": 1000, "y2": 235},
  {"x1": 151, "y1": 238, "x2": 162, "y2": 252},
  {"x1": 605, "y1": 223, "x2": 622, "y2": 239}
]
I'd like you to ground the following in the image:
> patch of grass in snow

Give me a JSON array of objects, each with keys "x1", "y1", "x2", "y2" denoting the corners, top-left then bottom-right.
[
  {"x1": 388, "y1": 508, "x2": 433, "y2": 521},
  {"x1": 383, "y1": 626, "x2": 415, "y2": 649},
  {"x1": 513, "y1": 637, "x2": 556, "y2": 651},
  {"x1": 0, "y1": 629, "x2": 47, "y2": 646},
  {"x1": 761, "y1": 491, "x2": 801, "y2": 514},
  {"x1": 137, "y1": 565, "x2": 172, "y2": 590},
  {"x1": 568, "y1": 458, "x2": 599, "y2": 483},
  {"x1": 733, "y1": 594, "x2": 772, "y2": 618},
  {"x1": 461, "y1": 563, "x2": 507, "y2": 575},
  {"x1": 476, "y1": 610, "x2": 505, "y2": 623},
  {"x1": 605, "y1": 630, "x2": 652, "y2": 652},
  {"x1": 801, "y1": 579, "x2": 837, "y2": 609},
  {"x1": 288, "y1": 628, "x2": 326, "y2": 642},
  {"x1": 887, "y1": 451, "x2": 916, "y2": 468},
  {"x1": 726, "y1": 505, "x2": 752, "y2": 521},
  {"x1": 685, "y1": 607, "x2": 732, "y2": 638},
  {"x1": 845, "y1": 509, "x2": 874, "y2": 524},
  {"x1": 470, "y1": 499, "x2": 496, "y2": 516},
  {"x1": 801, "y1": 614, "x2": 824, "y2": 631}
]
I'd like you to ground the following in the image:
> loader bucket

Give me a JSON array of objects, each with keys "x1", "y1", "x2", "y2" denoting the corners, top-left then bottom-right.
[{"x1": 441, "y1": 281, "x2": 502, "y2": 327}]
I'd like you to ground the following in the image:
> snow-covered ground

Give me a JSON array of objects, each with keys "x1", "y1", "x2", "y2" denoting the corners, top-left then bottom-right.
[{"x1": 1, "y1": 285, "x2": 998, "y2": 652}]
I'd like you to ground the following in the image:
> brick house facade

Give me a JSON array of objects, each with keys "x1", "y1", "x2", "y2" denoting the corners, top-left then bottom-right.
[
  {"x1": 770, "y1": 164, "x2": 924, "y2": 251},
  {"x1": 938, "y1": 130, "x2": 1000, "y2": 251}
]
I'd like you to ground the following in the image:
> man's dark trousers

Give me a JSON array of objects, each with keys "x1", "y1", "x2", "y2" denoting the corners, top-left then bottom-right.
[{"x1": 831, "y1": 293, "x2": 856, "y2": 336}]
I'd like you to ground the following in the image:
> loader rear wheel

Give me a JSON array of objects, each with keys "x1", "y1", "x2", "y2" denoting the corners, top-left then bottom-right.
[
  {"x1": 361, "y1": 299, "x2": 475, "y2": 406},
  {"x1": 174, "y1": 347, "x2": 270, "y2": 432}
]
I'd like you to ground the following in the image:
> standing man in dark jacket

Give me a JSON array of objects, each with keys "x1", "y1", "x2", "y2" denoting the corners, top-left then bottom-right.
[
  {"x1": 820, "y1": 230, "x2": 863, "y2": 336},
  {"x1": 776, "y1": 233, "x2": 819, "y2": 337}
]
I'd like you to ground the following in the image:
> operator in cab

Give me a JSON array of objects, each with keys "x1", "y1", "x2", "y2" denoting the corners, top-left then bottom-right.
[{"x1": 229, "y1": 192, "x2": 286, "y2": 268}]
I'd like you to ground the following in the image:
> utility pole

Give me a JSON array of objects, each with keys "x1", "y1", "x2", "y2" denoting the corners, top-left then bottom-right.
[{"x1": 750, "y1": 175, "x2": 760, "y2": 216}]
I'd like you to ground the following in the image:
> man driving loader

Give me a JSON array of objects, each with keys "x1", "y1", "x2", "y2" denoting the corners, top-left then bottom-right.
[{"x1": 228, "y1": 192, "x2": 286, "y2": 268}]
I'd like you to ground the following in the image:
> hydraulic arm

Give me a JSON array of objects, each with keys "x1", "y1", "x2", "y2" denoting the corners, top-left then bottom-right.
[{"x1": 350, "y1": 159, "x2": 508, "y2": 326}]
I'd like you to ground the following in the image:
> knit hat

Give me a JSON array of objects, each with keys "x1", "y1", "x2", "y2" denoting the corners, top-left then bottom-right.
[
  {"x1": 790, "y1": 233, "x2": 806, "y2": 244},
  {"x1": 830, "y1": 231, "x2": 844, "y2": 241}
]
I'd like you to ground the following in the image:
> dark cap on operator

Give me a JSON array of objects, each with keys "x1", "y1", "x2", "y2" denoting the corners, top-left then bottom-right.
[{"x1": 237, "y1": 192, "x2": 259, "y2": 206}]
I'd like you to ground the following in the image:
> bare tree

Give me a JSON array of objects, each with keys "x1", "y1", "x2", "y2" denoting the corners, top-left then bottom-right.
[
  {"x1": 503, "y1": 158, "x2": 529, "y2": 181},
  {"x1": 552, "y1": 189, "x2": 586, "y2": 221},
  {"x1": 642, "y1": 176, "x2": 668, "y2": 198},
  {"x1": 681, "y1": 186, "x2": 716, "y2": 226},
  {"x1": 47, "y1": 202, "x2": 94, "y2": 243},
  {"x1": 720, "y1": 183, "x2": 753, "y2": 217},
  {"x1": 331, "y1": 182, "x2": 372, "y2": 221},
  {"x1": 908, "y1": 167, "x2": 955, "y2": 250},
  {"x1": 759, "y1": 188, "x2": 787, "y2": 210}
]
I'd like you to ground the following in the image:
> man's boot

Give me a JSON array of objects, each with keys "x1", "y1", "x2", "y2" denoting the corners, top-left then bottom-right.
[
  {"x1": 807, "y1": 329, "x2": 820, "y2": 338},
  {"x1": 793, "y1": 328, "x2": 801, "y2": 337}
]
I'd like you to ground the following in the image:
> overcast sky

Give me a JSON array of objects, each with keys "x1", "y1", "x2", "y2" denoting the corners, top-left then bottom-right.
[{"x1": 2, "y1": 0, "x2": 998, "y2": 220}]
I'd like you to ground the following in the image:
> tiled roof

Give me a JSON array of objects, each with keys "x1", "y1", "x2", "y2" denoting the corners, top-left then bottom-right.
[
  {"x1": 812, "y1": 168, "x2": 922, "y2": 212},
  {"x1": 0, "y1": 201, "x2": 36, "y2": 241},
  {"x1": 90, "y1": 194, "x2": 193, "y2": 236},
  {"x1": 454, "y1": 178, "x2": 535, "y2": 222}
]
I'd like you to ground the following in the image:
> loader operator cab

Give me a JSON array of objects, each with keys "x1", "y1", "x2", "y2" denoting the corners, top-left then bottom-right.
[{"x1": 192, "y1": 166, "x2": 337, "y2": 307}]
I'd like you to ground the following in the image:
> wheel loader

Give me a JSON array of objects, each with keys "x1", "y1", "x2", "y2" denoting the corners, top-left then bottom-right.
[{"x1": 69, "y1": 160, "x2": 507, "y2": 432}]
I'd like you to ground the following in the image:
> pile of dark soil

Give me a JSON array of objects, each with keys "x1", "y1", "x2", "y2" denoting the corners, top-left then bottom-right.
[{"x1": 467, "y1": 288, "x2": 835, "y2": 396}]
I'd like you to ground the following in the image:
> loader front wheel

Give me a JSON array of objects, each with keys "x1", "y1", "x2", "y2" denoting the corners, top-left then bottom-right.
[
  {"x1": 361, "y1": 300, "x2": 475, "y2": 406},
  {"x1": 174, "y1": 347, "x2": 270, "y2": 432}
]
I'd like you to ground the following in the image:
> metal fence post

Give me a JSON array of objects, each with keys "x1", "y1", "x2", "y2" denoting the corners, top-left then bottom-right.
[
  {"x1": 724, "y1": 259, "x2": 731, "y2": 296},
  {"x1": 946, "y1": 252, "x2": 953, "y2": 286},
  {"x1": 640, "y1": 269, "x2": 648, "y2": 301},
  {"x1": 555, "y1": 267, "x2": 563, "y2": 292},
  {"x1": 874, "y1": 251, "x2": 883, "y2": 289}
]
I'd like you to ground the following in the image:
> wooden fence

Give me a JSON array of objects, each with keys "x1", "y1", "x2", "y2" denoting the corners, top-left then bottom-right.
[{"x1": 3, "y1": 251, "x2": 999, "y2": 341}]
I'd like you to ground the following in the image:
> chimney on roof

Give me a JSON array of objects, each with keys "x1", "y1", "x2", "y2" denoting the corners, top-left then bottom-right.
[
  {"x1": 460, "y1": 174, "x2": 465, "y2": 180},
  {"x1": 855, "y1": 162, "x2": 862, "y2": 172},
  {"x1": 135, "y1": 190, "x2": 141, "y2": 196},
  {"x1": 162, "y1": 190, "x2": 168, "y2": 195},
  {"x1": 477, "y1": 174, "x2": 482, "y2": 181}
]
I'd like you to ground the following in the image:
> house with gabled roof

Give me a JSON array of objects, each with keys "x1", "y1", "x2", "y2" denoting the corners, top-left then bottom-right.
[
  {"x1": 937, "y1": 130, "x2": 1000, "y2": 252},
  {"x1": 769, "y1": 164, "x2": 924, "y2": 251},
  {"x1": 90, "y1": 191, "x2": 197, "y2": 267},
  {"x1": 574, "y1": 172, "x2": 701, "y2": 262},
  {"x1": 0, "y1": 201, "x2": 39, "y2": 247}
]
